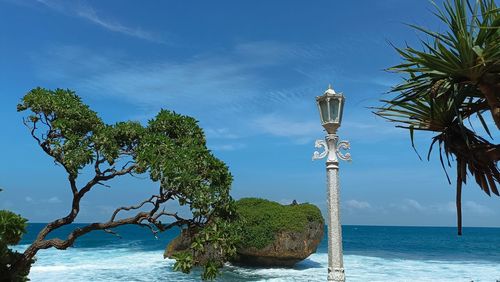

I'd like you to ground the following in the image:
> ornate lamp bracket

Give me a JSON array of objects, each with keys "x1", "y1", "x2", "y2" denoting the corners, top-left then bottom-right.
[
  {"x1": 312, "y1": 135, "x2": 352, "y2": 163},
  {"x1": 336, "y1": 140, "x2": 352, "y2": 162},
  {"x1": 312, "y1": 139, "x2": 328, "y2": 160}
]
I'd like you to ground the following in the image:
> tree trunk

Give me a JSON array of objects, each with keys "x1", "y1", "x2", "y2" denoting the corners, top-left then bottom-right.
[
  {"x1": 9, "y1": 207, "x2": 171, "y2": 278},
  {"x1": 478, "y1": 78, "x2": 500, "y2": 130},
  {"x1": 9, "y1": 243, "x2": 38, "y2": 279},
  {"x1": 456, "y1": 174, "x2": 463, "y2": 236}
]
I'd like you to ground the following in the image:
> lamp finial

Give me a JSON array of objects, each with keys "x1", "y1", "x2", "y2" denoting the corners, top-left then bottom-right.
[{"x1": 325, "y1": 84, "x2": 336, "y2": 95}]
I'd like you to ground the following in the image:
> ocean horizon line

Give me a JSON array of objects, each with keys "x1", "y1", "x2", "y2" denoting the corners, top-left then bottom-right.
[{"x1": 25, "y1": 222, "x2": 500, "y2": 229}]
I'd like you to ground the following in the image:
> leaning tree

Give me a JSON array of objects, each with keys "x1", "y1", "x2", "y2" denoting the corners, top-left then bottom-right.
[
  {"x1": 375, "y1": 0, "x2": 499, "y2": 235},
  {"x1": 8, "y1": 87, "x2": 238, "y2": 280}
]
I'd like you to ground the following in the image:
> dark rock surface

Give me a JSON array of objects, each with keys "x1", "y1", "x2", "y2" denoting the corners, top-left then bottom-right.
[
  {"x1": 231, "y1": 221, "x2": 323, "y2": 267},
  {"x1": 163, "y1": 228, "x2": 192, "y2": 259}
]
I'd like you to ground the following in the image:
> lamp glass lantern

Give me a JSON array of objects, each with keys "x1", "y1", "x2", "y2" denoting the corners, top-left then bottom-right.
[{"x1": 316, "y1": 86, "x2": 345, "y2": 134}]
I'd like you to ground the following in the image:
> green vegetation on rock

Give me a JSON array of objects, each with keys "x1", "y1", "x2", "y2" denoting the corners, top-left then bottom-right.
[{"x1": 235, "y1": 198, "x2": 323, "y2": 249}]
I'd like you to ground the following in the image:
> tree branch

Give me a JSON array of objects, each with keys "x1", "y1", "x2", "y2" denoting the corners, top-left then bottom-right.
[
  {"x1": 30, "y1": 205, "x2": 191, "y2": 252},
  {"x1": 110, "y1": 195, "x2": 158, "y2": 222},
  {"x1": 78, "y1": 164, "x2": 137, "y2": 199}
]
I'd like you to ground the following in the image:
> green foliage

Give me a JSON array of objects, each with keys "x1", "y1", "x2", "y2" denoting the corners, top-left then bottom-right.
[
  {"x1": 375, "y1": 0, "x2": 499, "y2": 193},
  {"x1": 201, "y1": 260, "x2": 222, "y2": 280},
  {"x1": 171, "y1": 217, "x2": 241, "y2": 280},
  {"x1": 388, "y1": 0, "x2": 499, "y2": 90},
  {"x1": 137, "y1": 110, "x2": 235, "y2": 218},
  {"x1": 0, "y1": 210, "x2": 33, "y2": 282},
  {"x1": 17, "y1": 88, "x2": 103, "y2": 177},
  {"x1": 374, "y1": 0, "x2": 500, "y2": 234},
  {"x1": 172, "y1": 251, "x2": 193, "y2": 274},
  {"x1": 235, "y1": 198, "x2": 323, "y2": 249},
  {"x1": 172, "y1": 252, "x2": 223, "y2": 280},
  {"x1": 0, "y1": 210, "x2": 27, "y2": 246},
  {"x1": 17, "y1": 88, "x2": 238, "y2": 279}
]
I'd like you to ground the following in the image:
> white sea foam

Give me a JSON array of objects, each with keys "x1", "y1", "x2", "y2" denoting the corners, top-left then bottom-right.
[
  {"x1": 13, "y1": 246, "x2": 500, "y2": 282},
  {"x1": 235, "y1": 253, "x2": 500, "y2": 282}
]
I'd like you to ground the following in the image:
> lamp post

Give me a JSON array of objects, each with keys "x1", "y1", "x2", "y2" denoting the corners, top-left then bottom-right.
[{"x1": 313, "y1": 85, "x2": 351, "y2": 282}]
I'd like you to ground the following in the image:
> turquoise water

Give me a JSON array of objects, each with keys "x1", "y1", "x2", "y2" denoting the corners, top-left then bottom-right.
[{"x1": 13, "y1": 224, "x2": 500, "y2": 281}]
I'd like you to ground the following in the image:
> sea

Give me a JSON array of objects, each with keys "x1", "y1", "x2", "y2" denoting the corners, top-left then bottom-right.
[{"x1": 12, "y1": 224, "x2": 500, "y2": 282}]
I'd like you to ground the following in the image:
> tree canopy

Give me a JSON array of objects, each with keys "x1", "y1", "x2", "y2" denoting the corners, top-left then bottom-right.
[{"x1": 11, "y1": 87, "x2": 238, "y2": 280}]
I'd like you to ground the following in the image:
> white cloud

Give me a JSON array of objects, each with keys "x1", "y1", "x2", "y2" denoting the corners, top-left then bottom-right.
[
  {"x1": 234, "y1": 41, "x2": 325, "y2": 63},
  {"x1": 34, "y1": 45, "x2": 264, "y2": 111},
  {"x1": 464, "y1": 201, "x2": 493, "y2": 215},
  {"x1": 76, "y1": 6, "x2": 165, "y2": 43},
  {"x1": 345, "y1": 199, "x2": 371, "y2": 210},
  {"x1": 35, "y1": 0, "x2": 166, "y2": 43},
  {"x1": 21, "y1": 196, "x2": 62, "y2": 204},
  {"x1": 46, "y1": 196, "x2": 62, "y2": 204},
  {"x1": 392, "y1": 199, "x2": 427, "y2": 212},
  {"x1": 435, "y1": 201, "x2": 456, "y2": 214},
  {"x1": 32, "y1": 42, "x2": 332, "y2": 143},
  {"x1": 209, "y1": 143, "x2": 246, "y2": 152},
  {"x1": 205, "y1": 128, "x2": 239, "y2": 140},
  {"x1": 31, "y1": 42, "x2": 414, "y2": 145},
  {"x1": 404, "y1": 199, "x2": 425, "y2": 212},
  {"x1": 341, "y1": 117, "x2": 408, "y2": 143},
  {"x1": 391, "y1": 199, "x2": 494, "y2": 217},
  {"x1": 252, "y1": 114, "x2": 321, "y2": 143}
]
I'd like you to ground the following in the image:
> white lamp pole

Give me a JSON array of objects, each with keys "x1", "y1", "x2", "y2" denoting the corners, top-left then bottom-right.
[{"x1": 313, "y1": 85, "x2": 351, "y2": 282}]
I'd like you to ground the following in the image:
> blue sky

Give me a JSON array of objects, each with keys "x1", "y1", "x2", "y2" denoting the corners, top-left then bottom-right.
[{"x1": 1, "y1": 0, "x2": 498, "y2": 227}]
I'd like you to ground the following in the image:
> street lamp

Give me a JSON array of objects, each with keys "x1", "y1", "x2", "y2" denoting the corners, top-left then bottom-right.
[{"x1": 313, "y1": 85, "x2": 351, "y2": 282}]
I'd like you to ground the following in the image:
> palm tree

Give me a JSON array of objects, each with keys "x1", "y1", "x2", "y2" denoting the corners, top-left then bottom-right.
[{"x1": 375, "y1": 0, "x2": 500, "y2": 235}]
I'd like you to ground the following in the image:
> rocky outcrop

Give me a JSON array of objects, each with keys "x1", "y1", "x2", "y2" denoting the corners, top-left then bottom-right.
[
  {"x1": 164, "y1": 229, "x2": 192, "y2": 259},
  {"x1": 231, "y1": 221, "x2": 323, "y2": 267},
  {"x1": 164, "y1": 198, "x2": 324, "y2": 268},
  {"x1": 163, "y1": 228, "x2": 224, "y2": 266}
]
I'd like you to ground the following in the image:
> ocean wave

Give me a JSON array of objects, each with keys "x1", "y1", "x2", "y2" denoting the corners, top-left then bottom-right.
[
  {"x1": 236, "y1": 253, "x2": 500, "y2": 282},
  {"x1": 18, "y1": 248, "x2": 500, "y2": 282}
]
